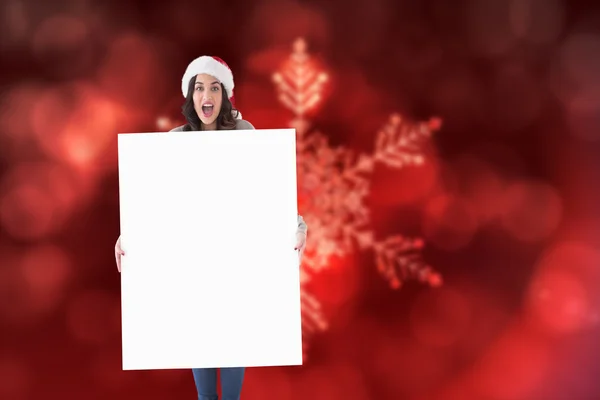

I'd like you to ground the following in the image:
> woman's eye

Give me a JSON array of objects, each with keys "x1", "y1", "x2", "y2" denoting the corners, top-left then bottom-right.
[{"x1": 211, "y1": 87, "x2": 219, "y2": 91}]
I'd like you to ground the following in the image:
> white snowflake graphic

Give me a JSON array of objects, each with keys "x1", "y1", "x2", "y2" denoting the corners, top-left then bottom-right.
[{"x1": 272, "y1": 38, "x2": 443, "y2": 353}]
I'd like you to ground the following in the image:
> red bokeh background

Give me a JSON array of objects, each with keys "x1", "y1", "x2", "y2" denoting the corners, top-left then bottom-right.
[{"x1": 1, "y1": 0, "x2": 600, "y2": 399}]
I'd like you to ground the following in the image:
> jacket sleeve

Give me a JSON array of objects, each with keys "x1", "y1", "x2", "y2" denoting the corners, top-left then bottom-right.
[{"x1": 297, "y1": 215, "x2": 307, "y2": 235}]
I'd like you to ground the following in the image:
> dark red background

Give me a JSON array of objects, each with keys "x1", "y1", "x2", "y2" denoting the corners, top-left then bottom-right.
[{"x1": 1, "y1": 0, "x2": 600, "y2": 399}]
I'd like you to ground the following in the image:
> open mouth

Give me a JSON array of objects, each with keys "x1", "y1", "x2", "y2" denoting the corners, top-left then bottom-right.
[{"x1": 201, "y1": 103, "x2": 214, "y2": 118}]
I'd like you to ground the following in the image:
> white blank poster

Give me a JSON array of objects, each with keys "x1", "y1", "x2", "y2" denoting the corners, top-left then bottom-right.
[{"x1": 117, "y1": 128, "x2": 302, "y2": 370}]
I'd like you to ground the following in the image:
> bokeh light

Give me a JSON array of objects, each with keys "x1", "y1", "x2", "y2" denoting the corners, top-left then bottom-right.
[
  {"x1": 443, "y1": 154, "x2": 507, "y2": 223},
  {"x1": 566, "y1": 90, "x2": 600, "y2": 143},
  {"x1": 0, "y1": 0, "x2": 31, "y2": 49},
  {"x1": 20, "y1": 244, "x2": 73, "y2": 306},
  {"x1": 31, "y1": 81, "x2": 123, "y2": 171},
  {"x1": 30, "y1": 13, "x2": 93, "y2": 78},
  {"x1": 469, "y1": 324, "x2": 550, "y2": 400},
  {"x1": 465, "y1": 0, "x2": 520, "y2": 57},
  {"x1": 549, "y1": 30, "x2": 600, "y2": 113},
  {"x1": 0, "y1": 161, "x2": 91, "y2": 240},
  {"x1": 557, "y1": 34, "x2": 600, "y2": 100},
  {"x1": 0, "y1": 178, "x2": 58, "y2": 240},
  {"x1": 423, "y1": 194, "x2": 478, "y2": 251},
  {"x1": 0, "y1": 83, "x2": 38, "y2": 157},
  {"x1": 526, "y1": 241, "x2": 599, "y2": 335},
  {"x1": 96, "y1": 33, "x2": 174, "y2": 110},
  {"x1": 243, "y1": 0, "x2": 331, "y2": 49},
  {"x1": 500, "y1": 180, "x2": 563, "y2": 242},
  {"x1": 508, "y1": 0, "x2": 565, "y2": 46},
  {"x1": 528, "y1": 267, "x2": 589, "y2": 334}
]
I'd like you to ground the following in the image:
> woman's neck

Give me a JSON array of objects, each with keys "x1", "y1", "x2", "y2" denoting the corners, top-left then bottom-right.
[{"x1": 202, "y1": 122, "x2": 218, "y2": 131}]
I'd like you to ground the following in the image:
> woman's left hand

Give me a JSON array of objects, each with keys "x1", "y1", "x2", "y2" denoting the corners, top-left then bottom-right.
[{"x1": 294, "y1": 232, "x2": 307, "y2": 262}]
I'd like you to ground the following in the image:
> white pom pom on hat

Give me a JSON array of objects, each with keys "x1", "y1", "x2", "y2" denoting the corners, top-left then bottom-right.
[{"x1": 181, "y1": 55, "x2": 242, "y2": 120}]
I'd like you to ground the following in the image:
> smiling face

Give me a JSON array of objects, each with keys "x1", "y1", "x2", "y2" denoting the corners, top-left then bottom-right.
[{"x1": 193, "y1": 73, "x2": 223, "y2": 130}]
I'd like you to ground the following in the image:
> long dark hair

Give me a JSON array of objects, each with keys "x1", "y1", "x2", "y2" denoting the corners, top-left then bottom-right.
[{"x1": 181, "y1": 75, "x2": 240, "y2": 131}]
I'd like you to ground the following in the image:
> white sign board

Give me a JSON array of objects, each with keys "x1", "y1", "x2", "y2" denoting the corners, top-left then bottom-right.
[{"x1": 117, "y1": 128, "x2": 302, "y2": 370}]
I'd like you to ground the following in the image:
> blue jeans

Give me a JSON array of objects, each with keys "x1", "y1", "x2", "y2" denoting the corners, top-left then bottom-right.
[{"x1": 192, "y1": 367, "x2": 245, "y2": 400}]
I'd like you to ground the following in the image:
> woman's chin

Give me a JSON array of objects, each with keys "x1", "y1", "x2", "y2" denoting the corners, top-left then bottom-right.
[{"x1": 199, "y1": 115, "x2": 217, "y2": 127}]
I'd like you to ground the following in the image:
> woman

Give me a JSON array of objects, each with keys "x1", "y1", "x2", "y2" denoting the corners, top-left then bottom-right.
[{"x1": 114, "y1": 55, "x2": 308, "y2": 400}]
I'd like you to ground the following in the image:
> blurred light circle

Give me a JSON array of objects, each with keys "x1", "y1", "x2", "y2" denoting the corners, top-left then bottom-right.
[
  {"x1": 465, "y1": 0, "x2": 519, "y2": 57},
  {"x1": 470, "y1": 326, "x2": 549, "y2": 400},
  {"x1": 0, "y1": 0, "x2": 30, "y2": 49},
  {"x1": 20, "y1": 244, "x2": 72, "y2": 299},
  {"x1": 558, "y1": 34, "x2": 600, "y2": 101},
  {"x1": 528, "y1": 268, "x2": 589, "y2": 334},
  {"x1": 30, "y1": 14, "x2": 93, "y2": 77},
  {"x1": 32, "y1": 14, "x2": 87, "y2": 51},
  {"x1": 423, "y1": 194, "x2": 478, "y2": 250},
  {"x1": 444, "y1": 154, "x2": 507, "y2": 222},
  {"x1": 0, "y1": 181, "x2": 57, "y2": 240},
  {"x1": 0, "y1": 161, "x2": 90, "y2": 240},
  {"x1": 489, "y1": 64, "x2": 544, "y2": 134},
  {"x1": 0, "y1": 84, "x2": 38, "y2": 155},
  {"x1": 549, "y1": 32, "x2": 600, "y2": 106},
  {"x1": 96, "y1": 33, "x2": 171, "y2": 109},
  {"x1": 508, "y1": 0, "x2": 565, "y2": 45},
  {"x1": 566, "y1": 97, "x2": 600, "y2": 142},
  {"x1": 527, "y1": 241, "x2": 599, "y2": 335},
  {"x1": 470, "y1": 141, "x2": 528, "y2": 178},
  {"x1": 500, "y1": 180, "x2": 563, "y2": 242},
  {"x1": 31, "y1": 81, "x2": 122, "y2": 170},
  {"x1": 244, "y1": 0, "x2": 330, "y2": 49}
]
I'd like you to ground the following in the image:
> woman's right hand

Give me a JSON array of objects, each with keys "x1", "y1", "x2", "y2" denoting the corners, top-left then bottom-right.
[{"x1": 115, "y1": 236, "x2": 125, "y2": 272}]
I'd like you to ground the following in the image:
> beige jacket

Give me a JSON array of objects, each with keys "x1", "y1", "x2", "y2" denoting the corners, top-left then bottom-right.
[{"x1": 170, "y1": 120, "x2": 307, "y2": 236}]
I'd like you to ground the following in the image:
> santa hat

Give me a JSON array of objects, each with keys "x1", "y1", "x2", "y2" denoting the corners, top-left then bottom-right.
[{"x1": 181, "y1": 55, "x2": 242, "y2": 119}]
